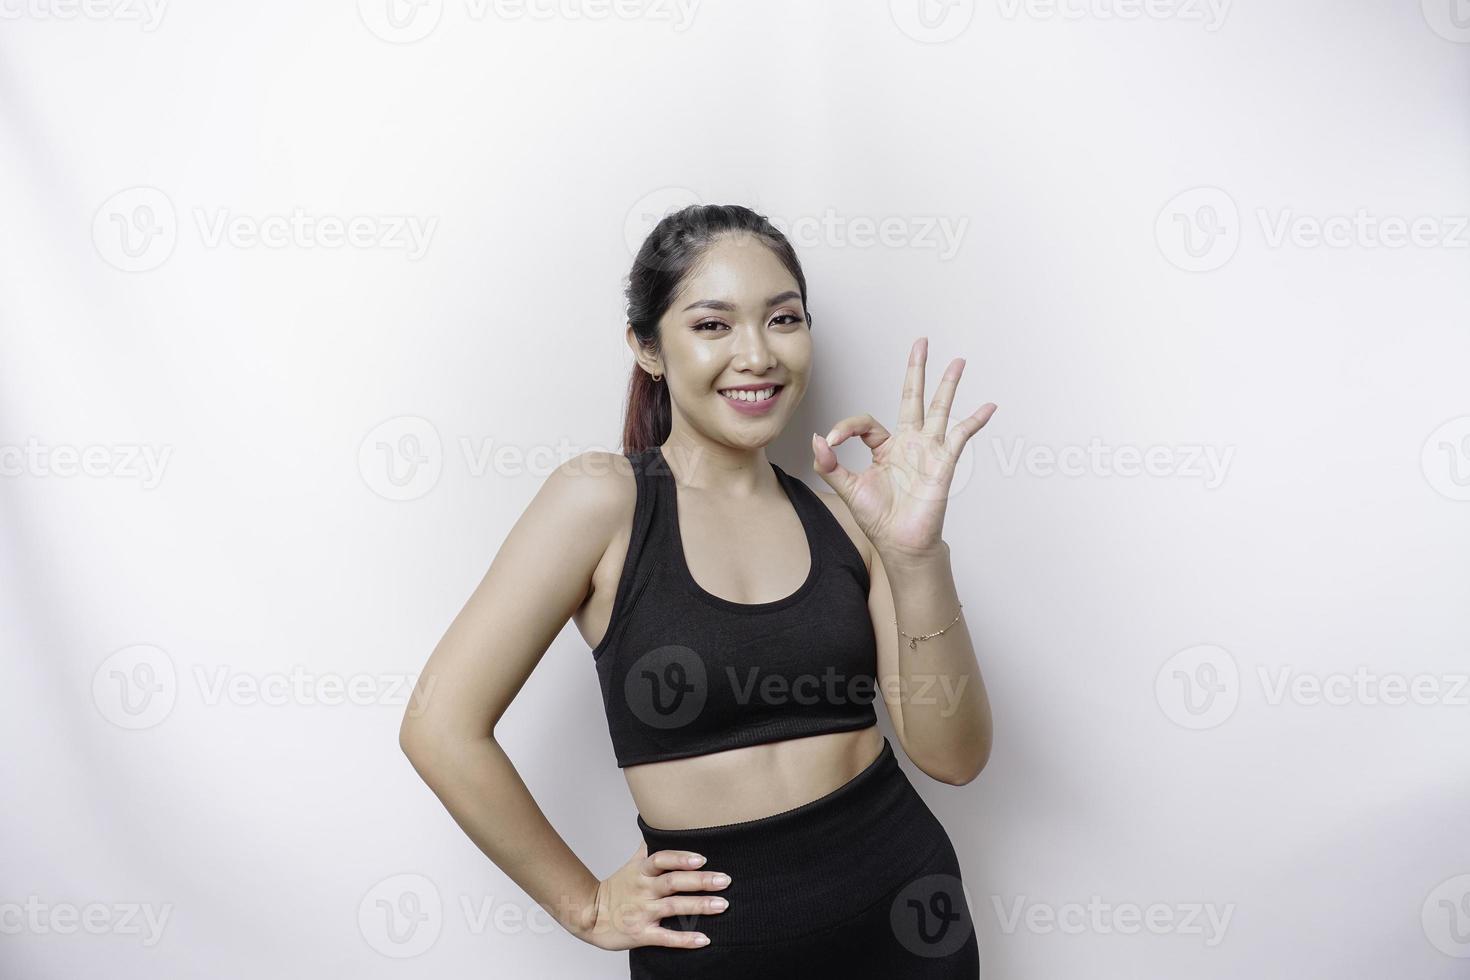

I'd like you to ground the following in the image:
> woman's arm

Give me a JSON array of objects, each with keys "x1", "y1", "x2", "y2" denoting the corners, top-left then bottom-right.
[
  {"x1": 813, "y1": 337, "x2": 997, "y2": 786},
  {"x1": 866, "y1": 540, "x2": 992, "y2": 785},
  {"x1": 397, "y1": 451, "x2": 627, "y2": 942},
  {"x1": 819, "y1": 485, "x2": 992, "y2": 786}
]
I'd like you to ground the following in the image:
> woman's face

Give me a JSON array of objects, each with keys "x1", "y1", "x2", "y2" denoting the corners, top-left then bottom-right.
[{"x1": 648, "y1": 232, "x2": 812, "y2": 448}]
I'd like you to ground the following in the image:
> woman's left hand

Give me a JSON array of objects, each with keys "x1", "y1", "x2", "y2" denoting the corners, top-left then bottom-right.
[{"x1": 811, "y1": 336, "x2": 997, "y2": 565}]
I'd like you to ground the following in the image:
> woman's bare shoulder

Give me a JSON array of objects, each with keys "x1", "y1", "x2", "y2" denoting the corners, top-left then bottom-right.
[
  {"x1": 539, "y1": 450, "x2": 639, "y2": 577},
  {"x1": 538, "y1": 449, "x2": 637, "y2": 538}
]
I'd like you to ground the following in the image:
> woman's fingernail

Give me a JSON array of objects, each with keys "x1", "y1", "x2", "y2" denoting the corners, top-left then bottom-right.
[
  {"x1": 688, "y1": 855, "x2": 705, "y2": 867},
  {"x1": 712, "y1": 874, "x2": 730, "y2": 886},
  {"x1": 710, "y1": 898, "x2": 728, "y2": 910},
  {"x1": 695, "y1": 934, "x2": 710, "y2": 946}
]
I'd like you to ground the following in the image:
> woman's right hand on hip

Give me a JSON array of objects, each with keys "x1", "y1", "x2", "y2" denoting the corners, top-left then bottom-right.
[{"x1": 576, "y1": 842, "x2": 730, "y2": 951}]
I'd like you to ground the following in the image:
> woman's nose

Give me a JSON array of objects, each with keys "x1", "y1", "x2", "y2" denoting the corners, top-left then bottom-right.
[{"x1": 729, "y1": 322, "x2": 777, "y2": 369}]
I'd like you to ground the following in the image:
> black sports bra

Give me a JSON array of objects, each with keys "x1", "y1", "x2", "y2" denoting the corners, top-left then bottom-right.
[{"x1": 590, "y1": 445, "x2": 880, "y2": 767}]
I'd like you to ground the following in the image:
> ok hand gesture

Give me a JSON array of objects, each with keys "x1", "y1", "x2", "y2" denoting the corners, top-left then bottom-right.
[{"x1": 811, "y1": 337, "x2": 997, "y2": 564}]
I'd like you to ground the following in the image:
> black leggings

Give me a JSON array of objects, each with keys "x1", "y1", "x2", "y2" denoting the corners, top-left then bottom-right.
[{"x1": 629, "y1": 735, "x2": 980, "y2": 979}]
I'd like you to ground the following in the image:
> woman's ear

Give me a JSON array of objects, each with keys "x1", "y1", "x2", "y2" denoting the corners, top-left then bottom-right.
[{"x1": 626, "y1": 323, "x2": 661, "y2": 377}]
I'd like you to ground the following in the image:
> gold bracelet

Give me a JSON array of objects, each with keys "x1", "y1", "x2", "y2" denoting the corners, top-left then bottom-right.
[{"x1": 894, "y1": 602, "x2": 963, "y2": 650}]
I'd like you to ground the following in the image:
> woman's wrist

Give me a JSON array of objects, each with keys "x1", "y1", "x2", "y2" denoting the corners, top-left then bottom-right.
[
  {"x1": 563, "y1": 877, "x2": 605, "y2": 943},
  {"x1": 878, "y1": 538, "x2": 950, "y2": 574}
]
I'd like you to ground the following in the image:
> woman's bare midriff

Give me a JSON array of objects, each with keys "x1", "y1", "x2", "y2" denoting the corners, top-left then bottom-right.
[{"x1": 624, "y1": 724, "x2": 884, "y2": 831}]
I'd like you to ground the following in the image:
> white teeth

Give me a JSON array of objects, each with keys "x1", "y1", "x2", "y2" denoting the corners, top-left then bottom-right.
[{"x1": 720, "y1": 386, "x2": 778, "y2": 402}]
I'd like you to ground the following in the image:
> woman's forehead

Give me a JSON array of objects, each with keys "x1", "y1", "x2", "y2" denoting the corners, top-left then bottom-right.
[{"x1": 674, "y1": 239, "x2": 799, "y2": 306}]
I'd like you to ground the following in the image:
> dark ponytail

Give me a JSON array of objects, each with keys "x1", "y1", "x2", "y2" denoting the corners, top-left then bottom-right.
[{"x1": 620, "y1": 204, "x2": 812, "y2": 453}]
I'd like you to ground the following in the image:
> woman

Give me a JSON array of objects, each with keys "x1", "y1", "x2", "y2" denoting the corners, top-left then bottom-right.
[{"x1": 400, "y1": 204, "x2": 995, "y2": 978}]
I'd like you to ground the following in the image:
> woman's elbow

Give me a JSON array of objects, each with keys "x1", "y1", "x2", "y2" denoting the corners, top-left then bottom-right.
[
  {"x1": 399, "y1": 708, "x2": 456, "y2": 770},
  {"x1": 938, "y1": 736, "x2": 992, "y2": 786},
  {"x1": 398, "y1": 712, "x2": 435, "y2": 768},
  {"x1": 398, "y1": 708, "x2": 497, "y2": 777}
]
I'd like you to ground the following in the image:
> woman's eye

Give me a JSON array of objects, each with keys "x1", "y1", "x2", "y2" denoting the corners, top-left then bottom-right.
[{"x1": 693, "y1": 314, "x2": 801, "y2": 331}]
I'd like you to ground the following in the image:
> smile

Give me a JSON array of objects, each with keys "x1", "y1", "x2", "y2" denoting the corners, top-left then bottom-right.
[
  {"x1": 717, "y1": 383, "x2": 784, "y2": 415},
  {"x1": 717, "y1": 384, "x2": 782, "y2": 402}
]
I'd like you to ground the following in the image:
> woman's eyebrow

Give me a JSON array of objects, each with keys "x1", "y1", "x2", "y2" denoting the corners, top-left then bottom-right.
[{"x1": 681, "y1": 290, "x2": 803, "y2": 313}]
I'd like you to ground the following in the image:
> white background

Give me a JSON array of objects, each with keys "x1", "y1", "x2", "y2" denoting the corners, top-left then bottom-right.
[{"x1": 3, "y1": 1, "x2": 1468, "y2": 977}]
